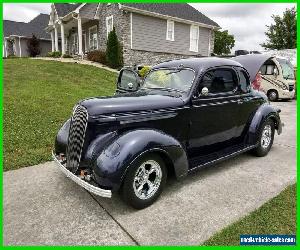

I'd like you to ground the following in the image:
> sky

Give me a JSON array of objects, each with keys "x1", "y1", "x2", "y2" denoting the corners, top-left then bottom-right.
[{"x1": 3, "y1": 3, "x2": 296, "y2": 52}]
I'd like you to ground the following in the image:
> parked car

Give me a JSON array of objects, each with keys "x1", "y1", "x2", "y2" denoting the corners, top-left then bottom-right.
[
  {"x1": 235, "y1": 50, "x2": 250, "y2": 56},
  {"x1": 53, "y1": 58, "x2": 282, "y2": 209},
  {"x1": 233, "y1": 54, "x2": 295, "y2": 101}
]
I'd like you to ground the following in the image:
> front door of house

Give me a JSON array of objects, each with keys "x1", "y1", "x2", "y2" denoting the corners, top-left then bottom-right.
[
  {"x1": 71, "y1": 33, "x2": 78, "y2": 55},
  {"x1": 82, "y1": 32, "x2": 86, "y2": 53}
]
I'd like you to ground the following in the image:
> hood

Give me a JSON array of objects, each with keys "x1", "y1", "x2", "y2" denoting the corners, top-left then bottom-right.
[
  {"x1": 79, "y1": 92, "x2": 184, "y2": 117},
  {"x1": 232, "y1": 54, "x2": 274, "y2": 83}
]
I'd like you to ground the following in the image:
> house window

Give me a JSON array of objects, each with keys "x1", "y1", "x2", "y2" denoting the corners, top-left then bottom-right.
[
  {"x1": 166, "y1": 20, "x2": 174, "y2": 41},
  {"x1": 190, "y1": 25, "x2": 199, "y2": 52},
  {"x1": 89, "y1": 25, "x2": 98, "y2": 50},
  {"x1": 106, "y1": 15, "x2": 113, "y2": 37}
]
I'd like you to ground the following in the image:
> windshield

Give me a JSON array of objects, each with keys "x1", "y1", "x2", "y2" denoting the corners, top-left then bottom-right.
[
  {"x1": 142, "y1": 68, "x2": 195, "y2": 93},
  {"x1": 277, "y1": 58, "x2": 295, "y2": 80}
]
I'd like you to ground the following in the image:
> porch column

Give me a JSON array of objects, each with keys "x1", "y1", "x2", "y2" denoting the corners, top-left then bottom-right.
[
  {"x1": 77, "y1": 16, "x2": 83, "y2": 57},
  {"x1": 60, "y1": 23, "x2": 65, "y2": 55},
  {"x1": 54, "y1": 25, "x2": 59, "y2": 51},
  {"x1": 50, "y1": 30, "x2": 55, "y2": 52}
]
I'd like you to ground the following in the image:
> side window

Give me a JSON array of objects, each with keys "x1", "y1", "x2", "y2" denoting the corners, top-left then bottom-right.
[
  {"x1": 260, "y1": 60, "x2": 278, "y2": 75},
  {"x1": 106, "y1": 15, "x2": 113, "y2": 37},
  {"x1": 238, "y1": 70, "x2": 250, "y2": 93},
  {"x1": 199, "y1": 68, "x2": 238, "y2": 94}
]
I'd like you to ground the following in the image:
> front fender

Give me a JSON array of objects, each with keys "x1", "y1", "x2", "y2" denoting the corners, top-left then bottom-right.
[
  {"x1": 91, "y1": 129, "x2": 188, "y2": 191},
  {"x1": 55, "y1": 119, "x2": 71, "y2": 154},
  {"x1": 246, "y1": 104, "x2": 281, "y2": 145}
]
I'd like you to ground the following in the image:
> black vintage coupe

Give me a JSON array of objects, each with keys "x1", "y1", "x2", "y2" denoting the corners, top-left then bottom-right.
[{"x1": 53, "y1": 58, "x2": 282, "y2": 209}]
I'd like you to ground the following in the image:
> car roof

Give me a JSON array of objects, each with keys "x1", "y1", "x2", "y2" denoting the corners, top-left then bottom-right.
[{"x1": 152, "y1": 57, "x2": 243, "y2": 75}]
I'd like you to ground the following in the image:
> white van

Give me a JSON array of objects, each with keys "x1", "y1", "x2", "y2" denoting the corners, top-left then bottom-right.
[{"x1": 233, "y1": 55, "x2": 295, "y2": 101}]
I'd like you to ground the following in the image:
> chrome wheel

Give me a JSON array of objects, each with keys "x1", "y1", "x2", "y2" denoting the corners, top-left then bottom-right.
[
  {"x1": 261, "y1": 124, "x2": 272, "y2": 149},
  {"x1": 268, "y1": 91, "x2": 278, "y2": 101},
  {"x1": 133, "y1": 160, "x2": 162, "y2": 200}
]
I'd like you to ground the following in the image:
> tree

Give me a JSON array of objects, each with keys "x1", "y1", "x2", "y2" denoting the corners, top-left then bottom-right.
[
  {"x1": 27, "y1": 34, "x2": 41, "y2": 57},
  {"x1": 213, "y1": 30, "x2": 235, "y2": 55},
  {"x1": 106, "y1": 27, "x2": 123, "y2": 68},
  {"x1": 261, "y1": 7, "x2": 296, "y2": 50}
]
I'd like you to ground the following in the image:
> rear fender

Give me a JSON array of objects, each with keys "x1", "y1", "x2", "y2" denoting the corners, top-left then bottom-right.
[
  {"x1": 246, "y1": 104, "x2": 281, "y2": 145},
  {"x1": 91, "y1": 129, "x2": 188, "y2": 191}
]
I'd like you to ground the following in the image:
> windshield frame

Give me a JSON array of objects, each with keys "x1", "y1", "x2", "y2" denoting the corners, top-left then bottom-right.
[
  {"x1": 141, "y1": 67, "x2": 196, "y2": 94},
  {"x1": 277, "y1": 58, "x2": 295, "y2": 80}
]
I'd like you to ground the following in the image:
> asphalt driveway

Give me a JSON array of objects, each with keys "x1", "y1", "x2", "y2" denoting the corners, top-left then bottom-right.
[{"x1": 4, "y1": 100, "x2": 296, "y2": 246}]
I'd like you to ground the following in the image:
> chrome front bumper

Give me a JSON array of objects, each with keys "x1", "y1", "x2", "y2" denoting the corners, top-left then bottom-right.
[{"x1": 52, "y1": 152, "x2": 112, "y2": 198}]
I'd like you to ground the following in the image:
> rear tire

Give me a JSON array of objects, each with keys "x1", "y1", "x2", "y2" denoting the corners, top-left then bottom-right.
[
  {"x1": 267, "y1": 90, "x2": 278, "y2": 102},
  {"x1": 252, "y1": 119, "x2": 275, "y2": 157},
  {"x1": 121, "y1": 153, "x2": 167, "y2": 209}
]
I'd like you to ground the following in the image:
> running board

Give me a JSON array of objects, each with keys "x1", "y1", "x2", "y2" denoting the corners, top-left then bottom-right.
[{"x1": 188, "y1": 144, "x2": 256, "y2": 173}]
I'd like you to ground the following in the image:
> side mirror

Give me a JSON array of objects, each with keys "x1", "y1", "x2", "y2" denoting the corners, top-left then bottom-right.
[
  {"x1": 201, "y1": 87, "x2": 209, "y2": 96},
  {"x1": 117, "y1": 69, "x2": 141, "y2": 92}
]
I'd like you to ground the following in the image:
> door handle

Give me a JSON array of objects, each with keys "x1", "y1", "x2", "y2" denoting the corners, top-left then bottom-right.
[{"x1": 237, "y1": 99, "x2": 243, "y2": 105}]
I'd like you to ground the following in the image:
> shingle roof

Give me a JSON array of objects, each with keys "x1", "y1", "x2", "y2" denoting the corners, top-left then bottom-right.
[
  {"x1": 54, "y1": 3, "x2": 81, "y2": 17},
  {"x1": 121, "y1": 3, "x2": 219, "y2": 27},
  {"x1": 4, "y1": 14, "x2": 50, "y2": 40}
]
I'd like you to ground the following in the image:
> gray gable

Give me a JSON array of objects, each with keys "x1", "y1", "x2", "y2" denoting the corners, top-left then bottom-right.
[
  {"x1": 4, "y1": 20, "x2": 27, "y2": 37},
  {"x1": 122, "y1": 3, "x2": 219, "y2": 27},
  {"x1": 4, "y1": 14, "x2": 50, "y2": 40},
  {"x1": 79, "y1": 4, "x2": 99, "y2": 19},
  {"x1": 54, "y1": 3, "x2": 80, "y2": 17}
]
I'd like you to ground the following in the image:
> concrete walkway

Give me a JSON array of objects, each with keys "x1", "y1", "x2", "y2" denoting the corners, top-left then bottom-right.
[
  {"x1": 31, "y1": 57, "x2": 118, "y2": 73},
  {"x1": 3, "y1": 101, "x2": 296, "y2": 246}
]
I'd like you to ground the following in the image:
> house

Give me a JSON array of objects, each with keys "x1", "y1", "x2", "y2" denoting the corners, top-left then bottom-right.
[
  {"x1": 47, "y1": 3, "x2": 220, "y2": 66},
  {"x1": 3, "y1": 14, "x2": 52, "y2": 57}
]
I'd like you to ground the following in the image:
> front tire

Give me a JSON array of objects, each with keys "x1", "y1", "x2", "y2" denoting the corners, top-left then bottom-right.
[
  {"x1": 252, "y1": 119, "x2": 275, "y2": 157},
  {"x1": 267, "y1": 90, "x2": 278, "y2": 102},
  {"x1": 121, "y1": 153, "x2": 167, "y2": 209}
]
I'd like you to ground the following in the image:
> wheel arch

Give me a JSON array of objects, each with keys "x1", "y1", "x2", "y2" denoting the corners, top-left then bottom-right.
[
  {"x1": 91, "y1": 129, "x2": 189, "y2": 191},
  {"x1": 267, "y1": 88, "x2": 278, "y2": 95},
  {"x1": 246, "y1": 104, "x2": 281, "y2": 145}
]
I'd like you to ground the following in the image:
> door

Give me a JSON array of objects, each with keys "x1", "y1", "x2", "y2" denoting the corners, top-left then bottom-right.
[
  {"x1": 187, "y1": 67, "x2": 241, "y2": 159},
  {"x1": 82, "y1": 32, "x2": 86, "y2": 53},
  {"x1": 235, "y1": 67, "x2": 261, "y2": 140},
  {"x1": 71, "y1": 33, "x2": 78, "y2": 55}
]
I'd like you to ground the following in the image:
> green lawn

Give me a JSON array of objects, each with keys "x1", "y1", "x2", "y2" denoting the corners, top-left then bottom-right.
[
  {"x1": 203, "y1": 184, "x2": 296, "y2": 246},
  {"x1": 3, "y1": 58, "x2": 117, "y2": 171}
]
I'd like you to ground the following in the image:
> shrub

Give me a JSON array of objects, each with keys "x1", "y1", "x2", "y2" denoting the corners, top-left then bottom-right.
[
  {"x1": 139, "y1": 66, "x2": 151, "y2": 78},
  {"x1": 47, "y1": 51, "x2": 62, "y2": 58},
  {"x1": 87, "y1": 50, "x2": 106, "y2": 64},
  {"x1": 106, "y1": 27, "x2": 123, "y2": 69},
  {"x1": 62, "y1": 54, "x2": 72, "y2": 58},
  {"x1": 27, "y1": 35, "x2": 41, "y2": 57}
]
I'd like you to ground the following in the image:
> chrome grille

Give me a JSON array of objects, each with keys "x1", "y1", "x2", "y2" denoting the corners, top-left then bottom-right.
[{"x1": 66, "y1": 105, "x2": 88, "y2": 173}]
